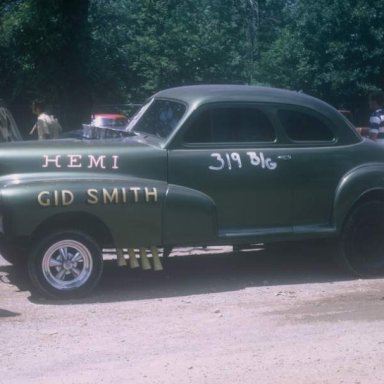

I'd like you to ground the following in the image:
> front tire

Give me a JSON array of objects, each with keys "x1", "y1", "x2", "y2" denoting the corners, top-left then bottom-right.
[
  {"x1": 340, "y1": 200, "x2": 384, "y2": 277},
  {"x1": 28, "y1": 231, "x2": 103, "y2": 299}
]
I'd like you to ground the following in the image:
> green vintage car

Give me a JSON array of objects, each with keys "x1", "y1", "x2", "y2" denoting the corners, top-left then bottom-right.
[{"x1": 0, "y1": 85, "x2": 383, "y2": 298}]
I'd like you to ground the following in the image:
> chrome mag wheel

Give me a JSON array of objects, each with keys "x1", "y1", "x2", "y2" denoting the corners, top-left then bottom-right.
[
  {"x1": 42, "y1": 240, "x2": 93, "y2": 291},
  {"x1": 29, "y1": 231, "x2": 103, "y2": 299}
]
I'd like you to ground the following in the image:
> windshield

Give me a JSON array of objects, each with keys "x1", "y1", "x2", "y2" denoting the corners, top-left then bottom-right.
[{"x1": 128, "y1": 99, "x2": 186, "y2": 139}]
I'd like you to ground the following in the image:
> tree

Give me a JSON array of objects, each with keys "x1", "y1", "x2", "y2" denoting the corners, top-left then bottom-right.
[
  {"x1": 3, "y1": 0, "x2": 384, "y2": 128},
  {"x1": 88, "y1": 0, "x2": 250, "y2": 102},
  {"x1": 258, "y1": 0, "x2": 384, "y2": 107},
  {"x1": 0, "y1": 0, "x2": 91, "y2": 129}
]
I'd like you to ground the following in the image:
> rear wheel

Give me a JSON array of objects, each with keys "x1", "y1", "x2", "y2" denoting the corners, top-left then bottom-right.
[
  {"x1": 28, "y1": 230, "x2": 103, "y2": 299},
  {"x1": 340, "y1": 201, "x2": 384, "y2": 276}
]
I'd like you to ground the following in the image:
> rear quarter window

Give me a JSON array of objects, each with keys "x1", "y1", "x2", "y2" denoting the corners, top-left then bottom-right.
[{"x1": 278, "y1": 109, "x2": 335, "y2": 142}]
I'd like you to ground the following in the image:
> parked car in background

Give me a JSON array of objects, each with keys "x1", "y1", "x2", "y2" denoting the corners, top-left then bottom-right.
[
  {"x1": 355, "y1": 126, "x2": 370, "y2": 137},
  {"x1": 338, "y1": 109, "x2": 354, "y2": 124},
  {"x1": 2, "y1": 85, "x2": 384, "y2": 299},
  {"x1": 0, "y1": 100, "x2": 22, "y2": 142},
  {"x1": 338, "y1": 109, "x2": 370, "y2": 138}
]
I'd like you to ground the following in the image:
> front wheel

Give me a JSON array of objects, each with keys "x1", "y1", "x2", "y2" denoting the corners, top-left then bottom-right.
[
  {"x1": 28, "y1": 231, "x2": 103, "y2": 299},
  {"x1": 339, "y1": 201, "x2": 384, "y2": 277}
]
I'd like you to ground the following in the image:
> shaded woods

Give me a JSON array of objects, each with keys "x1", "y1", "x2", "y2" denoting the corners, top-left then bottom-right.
[{"x1": 1, "y1": 0, "x2": 383, "y2": 133}]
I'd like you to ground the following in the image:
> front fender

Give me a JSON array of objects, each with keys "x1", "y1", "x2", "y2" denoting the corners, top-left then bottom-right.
[
  {"x1": 163, "y1": 184, "x2": 217, "y2": 245},
  {"x1": 0, "y1": 172, "x2": 166, "y2": 247},
  {"x1": 333, "y1": 163, "x2": 384, "y2": 231}
]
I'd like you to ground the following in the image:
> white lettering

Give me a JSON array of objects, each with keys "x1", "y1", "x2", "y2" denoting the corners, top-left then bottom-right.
[
  {"x1": 231, "y1": 152, "x2": 242, "y2": 168},
  {"x1": 67, "y1": 154, "x2": 82, "y2": 168},
  {"x1": 265, "y1": 158, "x2": 277, "y2": 170},
  {"x1": 53, "y1": 190, "x2": 59, "y2": 206},
  {"x1": 209, "y1": 153, "x2": 225, "y2": 171},
  {"x1": 130, "y1": 187, "x2": 141, "y2": 203},
  {"x1": 42, "y1": 154, "x2": 119, "y2": 170},
  {"x1": 112, "y1": 155, "x2": 119, "y2": 169},
  {"x1": 209, "y1": 151, "x2": 278, "y2": 171},
  {"x1": 247, "y1": 151, "x2": 261, "y2": 166},
  {"x1": 62, "y1": 190, "x2": 74, "y2": 206},
  {"x1": 247, "y1": 152, "x2": 277, "y2": 170},
  {"x1": 103, "y1": 188, "x2": 119, "y2": 204},
  {"x1": 37, "y1": 190, "x2": 74, "y2": 206},
  {"x1": 42, "y1": 155, "x2": 62, "y2": 168},
  {"x1": 37, "y1": 186, "x2": 161, "y2": 206},
  {"x1": 145, "y1": 187, "x2": 158, "y2": 202},
  {"x1": 37, "y1": 191, "x2": 51, "y2": 206},
  {"x1": 87, "y1": 189, "x2": 98, "y2": 204},
  {"x1": 121, "y1": 187, "x2": 127, "y2": 203},
  {"x1": 259, "y1": 152, "x2": 266, "y2": 168},
  {"x1": 225, "y1": 153, "x2": 232, "y2": 170},
  {"x1": 88, "y1": 155, "x2": 106, "y2": 169}
]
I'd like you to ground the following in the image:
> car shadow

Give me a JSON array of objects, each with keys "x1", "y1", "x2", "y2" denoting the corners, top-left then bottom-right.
[
  {"x1": 1, "y1": 242, "x2": 355, "y2": 305},
  {"x1": 0, "y1": 243, "x2": 355, "y2": 305},
  {"x1": 0, "y1": 308, "x2": 21, "y2": 318}
]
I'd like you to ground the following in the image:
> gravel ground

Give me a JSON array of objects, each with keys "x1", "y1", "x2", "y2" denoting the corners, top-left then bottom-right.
[{"x1": 1, "y1": 243, "x2": 384, "y2": 384}]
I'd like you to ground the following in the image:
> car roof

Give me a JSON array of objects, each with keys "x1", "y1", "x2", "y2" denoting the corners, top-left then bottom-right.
[{"x1": 153, "y1": 84, "x2": 335, "y2": 113}]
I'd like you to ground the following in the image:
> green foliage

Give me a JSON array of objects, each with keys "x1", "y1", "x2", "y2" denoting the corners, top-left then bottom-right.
[
  {"x1": 88, "y1": 0, "x2": 250, "y2": 102},
  {"x1": 1, "y1": 0, "x2": 384, "y2": 120},
  {"x1": 1, "y1": 1, "x2": 90, "y2": 101},
  {"x1": 259, "y1": 0, "x2": 384, "y2": 105},
  {"x1": 0, "y1": 0, "x2": 91, "y2": 129}
]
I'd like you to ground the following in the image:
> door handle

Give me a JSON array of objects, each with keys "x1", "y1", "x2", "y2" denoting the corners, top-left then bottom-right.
[{"x1": 277, "y1": 155, "x2": 292, "y2": 160}]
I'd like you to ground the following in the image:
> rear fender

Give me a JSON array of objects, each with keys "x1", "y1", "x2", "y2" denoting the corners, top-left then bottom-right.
[{"x1": 333, "y1": 164, "x2": 384, "y2": 231}]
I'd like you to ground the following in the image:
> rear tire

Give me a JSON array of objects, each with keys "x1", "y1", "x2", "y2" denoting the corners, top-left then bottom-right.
[
  {"x1": 28, "y1": 230, "x2": 103, "y2": 299},
  {"x1": 339, "y1": 201, "x2": 384, "y2": 277}
]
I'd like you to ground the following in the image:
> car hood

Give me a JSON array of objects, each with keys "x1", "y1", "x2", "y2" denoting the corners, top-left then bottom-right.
[{"x1": 0, "y1": 137, "x2": 167, "y2": 182}]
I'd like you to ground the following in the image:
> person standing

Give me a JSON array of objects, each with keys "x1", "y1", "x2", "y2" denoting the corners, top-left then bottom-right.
[
  {"x1": 369, "y1": 92, "x2": 384, "y2": 143},
  {"x1": 30, "y1": 99, "x2": 62, "y2": 140}
]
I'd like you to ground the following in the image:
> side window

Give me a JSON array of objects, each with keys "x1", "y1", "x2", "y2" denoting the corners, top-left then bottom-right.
[
  {"x1": 278, "y1": 109, "x2": 334, "y2": 142},
  {"x1": 184, "y1": 107, "x2": 275, "y2": 143}
]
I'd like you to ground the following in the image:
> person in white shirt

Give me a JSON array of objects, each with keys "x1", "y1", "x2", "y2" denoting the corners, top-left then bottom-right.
[{"x1": 30, "y1": 99, "x2": 62, "y2": 140}]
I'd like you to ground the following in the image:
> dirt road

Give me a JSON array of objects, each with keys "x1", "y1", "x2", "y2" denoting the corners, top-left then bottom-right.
[{"x1": 1, "y1": 244, "x2": 384, "y2": 384}]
